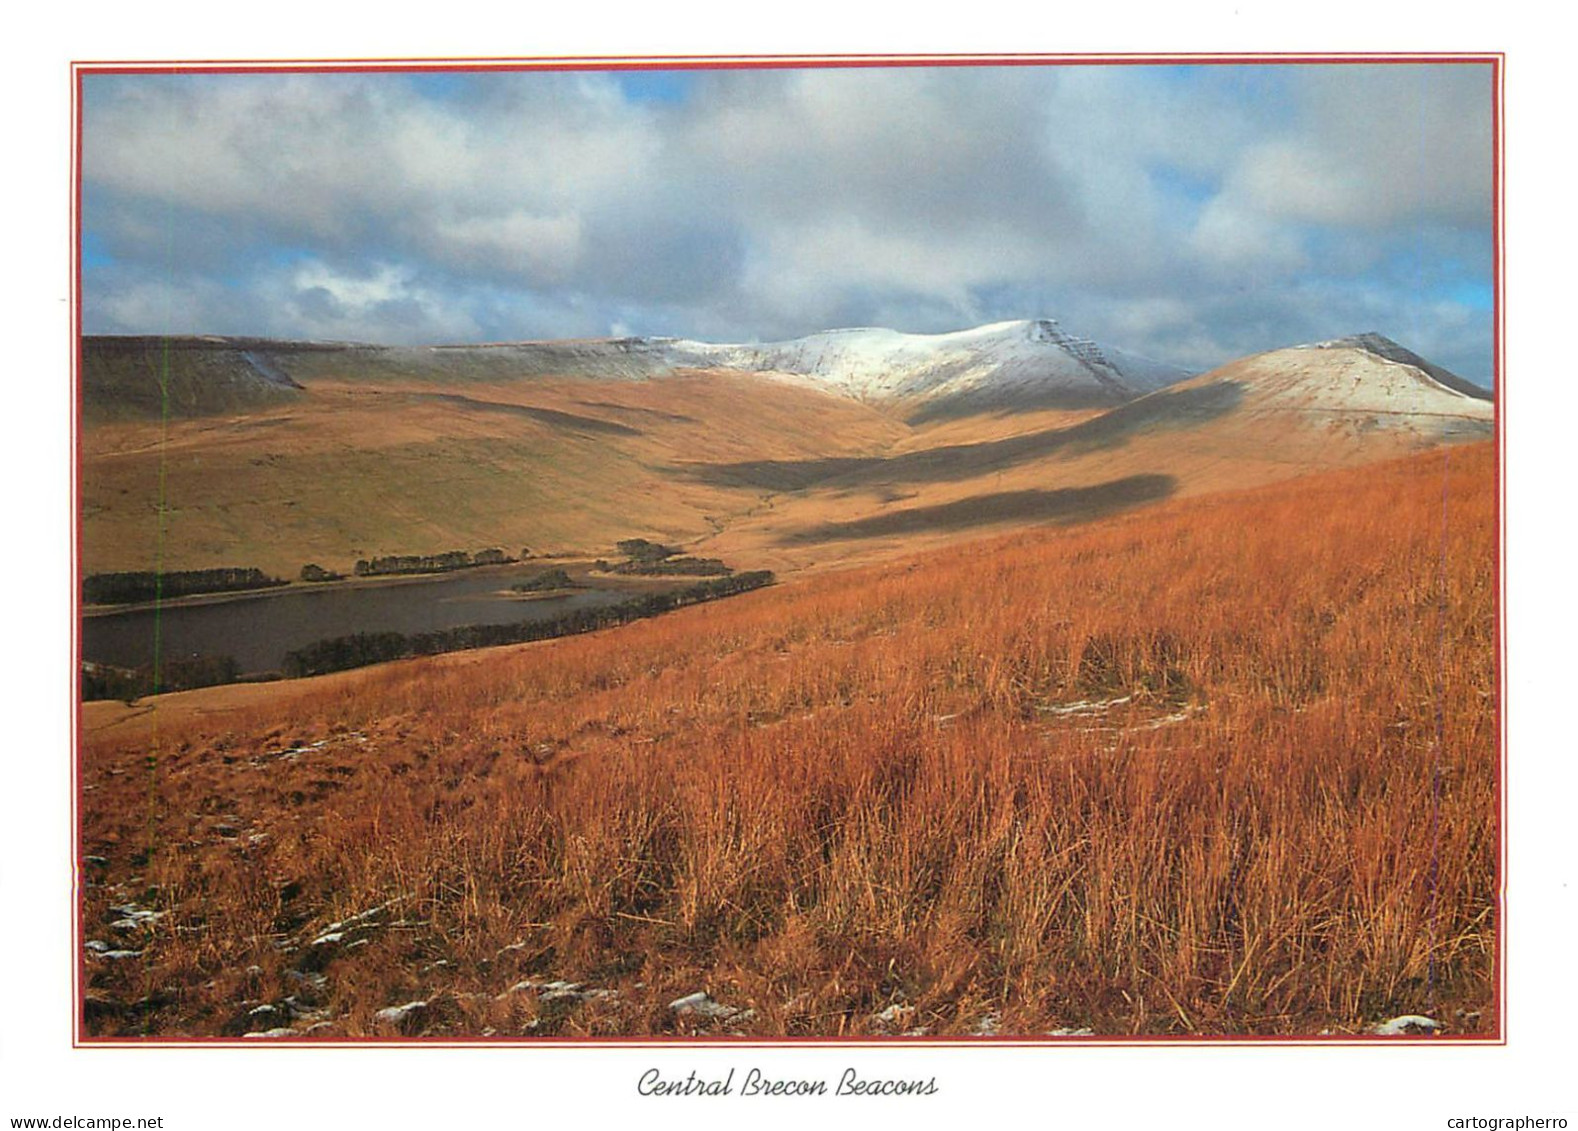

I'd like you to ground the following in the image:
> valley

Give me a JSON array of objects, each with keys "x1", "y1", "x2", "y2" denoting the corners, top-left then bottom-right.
[{"x1": 79, "y1": 322, "x2": 1490, "y2": 581}]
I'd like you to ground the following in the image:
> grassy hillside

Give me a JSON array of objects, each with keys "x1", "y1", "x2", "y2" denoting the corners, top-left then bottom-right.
[
  {"x1": 80, "y1": 442, "x2": 1497, "y2": 1039},
  {"x1": 79, "y1": 372, "x2": 906, "y2": 578},
  {"x1": 80, "y1": 337, "x2": 1493, "y2": 583},
  {"x1": 696, "y1": 350, "x2": 1494, "y2": 574}
]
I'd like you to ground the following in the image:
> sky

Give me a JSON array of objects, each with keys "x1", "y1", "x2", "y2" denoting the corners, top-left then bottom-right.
[{"x1": 79, "y1": 61, "x2": 1496, "y2": 383}]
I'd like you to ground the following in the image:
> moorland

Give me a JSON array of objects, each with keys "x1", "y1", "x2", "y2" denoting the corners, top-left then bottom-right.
[{"x1": 77, "y1": 326, "x2": 1497, "y2": 1039}]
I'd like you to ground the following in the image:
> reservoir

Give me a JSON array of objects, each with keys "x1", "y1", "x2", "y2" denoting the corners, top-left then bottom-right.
[{"x1": 80, "y1": 564, "x2": 632, "y2": 675}]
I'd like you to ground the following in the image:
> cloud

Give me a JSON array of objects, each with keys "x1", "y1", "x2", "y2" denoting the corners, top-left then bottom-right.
[
  {"x1": 1257, "y1": 65, "x2": 1493, "y2": 228},
  {"x1": 80, "y1": 62, "x2": 1496, "y2": 382},
  {"x1": 422, "y1": 210, "x2": 584, "y2": 280},
  {"x1": 1188, "y1": 195, "x2": 1310, "y2": 273}
]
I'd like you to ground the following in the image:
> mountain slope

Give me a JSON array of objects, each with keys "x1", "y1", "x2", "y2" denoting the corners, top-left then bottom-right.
[
  {"x1": 692, "y1": 334, "x2": 1493, "y2": 571},
  {"x1": 82, "y1": 336, "x2": 310, "y2": 420},
  {"x1": 673, "y1": 318, "x2": 1191, "y2": 416},
  {"x1": 77, "y1": 371, "x2": 908, "y2": 577},
  {"x1": 79, "y1": 442, "x2": 1497, "y2": 1038}
]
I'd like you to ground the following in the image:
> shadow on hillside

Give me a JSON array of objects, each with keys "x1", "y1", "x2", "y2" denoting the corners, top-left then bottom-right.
[
  {"x1": 420, "y1": 393, "x2": 643, "y2": 436},
  {"x1": 687, "y1": 382, "x2": 1242, "y2": 492},
  {"x1": 573, "y1": 399, "x2": 699, "y2": 425},
  {"x1": 902, "y1": 385, "x2": 1123, "y2": 425},
  {"x1": 782, "y1": 474, "x2": 1178, "y2": 543}
]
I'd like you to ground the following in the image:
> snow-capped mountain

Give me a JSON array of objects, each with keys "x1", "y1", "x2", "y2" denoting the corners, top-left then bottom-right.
[
  {"x1": 1300, "y1": 333, "x2": 1493, "y2": 405},
  {"x1": 669, "y1": 318, "x2": 1191, "y2": 410},
  {"x1": 1143, "y1": 331, "x2": 1494, "y2": 448},
  {"x1": 1258, "y1": 332, "x2": 1494, "y2": 422}
]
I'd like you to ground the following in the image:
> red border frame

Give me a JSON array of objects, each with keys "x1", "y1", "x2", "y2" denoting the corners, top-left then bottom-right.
[
  {"x1": 70, "y1": 51, "x2": 1506, "y2": 1050},
  {"x1": 72, "y1": 56, "x2": 84, "y2": 1050}
]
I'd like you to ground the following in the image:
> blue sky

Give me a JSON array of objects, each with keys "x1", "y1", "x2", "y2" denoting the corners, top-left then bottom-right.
[{"x1": 79, "y1": 61, "x2": 1495, "y2": 383}]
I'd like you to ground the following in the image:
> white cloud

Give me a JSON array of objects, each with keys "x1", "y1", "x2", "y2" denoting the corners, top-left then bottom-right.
[
  {"x1": 1224, "y1": 65, "x2": 1493, "y2": 229},
  {"x1": 1188, "y1": 194, "x2": 1309, "y2": 272},
  {"x1": 271, "y1": 259, "x2": 485, "y2": 342},
  {"x1": 288, "y1": 259, "x2": 412, "y2": 308},
  {"x1": 423, "y1": 210, "x2": 584, "y2": 279},
  {"x1": 1233, "y1": 141, "x2": 1370, "y2": 226}
]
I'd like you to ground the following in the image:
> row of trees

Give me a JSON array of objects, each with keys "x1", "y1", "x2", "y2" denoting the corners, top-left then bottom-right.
[
  {"x1": 84, "y1": 550, "x2": 521, "y2": 604},
  {"x1": 352, "y1": 548, "x2": 512, "y2": 577},
  {"x1": 83, "y1": 568, "x2": 286, "y2": 606},
  {"x1": 602, "y1": 556, "x2": 733, "y2": 577},
  {"x1": 283, "y1": 571, "x2": 775, "y2": 679}
]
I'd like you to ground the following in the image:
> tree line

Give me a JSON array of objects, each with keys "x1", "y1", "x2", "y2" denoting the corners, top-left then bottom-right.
[
  {"x1": 352, "y1": 548, "x2": 511, "y2": 577},
  {"x1": 83, "y1": 567, "x2": 287, "y2": 606},
  {"x1": 602, "y1": 556, "x2": 733, "y2": 577}
]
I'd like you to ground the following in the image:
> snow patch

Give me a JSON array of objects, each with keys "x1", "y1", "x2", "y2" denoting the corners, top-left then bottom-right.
[
  {"x1": 1038, "y1": 695, "x2": 1133, "y2": 716},
  {"x1": 1368, "y1": 1014, "x2": 1444, "y2": 1036},
  {"x1": 500, "y1": 979, "x2": 617, "y2": 1006},
  {"x1": 373, "y1": 1000, "x2": 429, "y2": 1028},
  {"x1": 669, "y1": 991, "x2": 755, "y2": 1024},
  {"x1": 969, "y1": 1012, "x2": 1002, "y2": 1037}
]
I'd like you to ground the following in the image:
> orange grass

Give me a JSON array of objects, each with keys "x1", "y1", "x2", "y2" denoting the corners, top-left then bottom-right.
[{"x1": 79, "y1": 442, "x2": 1498, "y2": 1038}]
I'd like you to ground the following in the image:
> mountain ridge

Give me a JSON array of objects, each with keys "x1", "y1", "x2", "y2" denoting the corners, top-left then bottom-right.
[
  {"x1": 80, "y1": 322, "x2": 1492, "y2": 425},
  {"x1": 663, "y1": 318, "x2": 1191, "y2": 417},
  {"x1": 80, "y1": 317, "x2": 1194, "y2": 420}
]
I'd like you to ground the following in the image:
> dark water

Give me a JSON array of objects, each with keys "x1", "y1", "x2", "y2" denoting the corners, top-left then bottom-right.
[{"x1": 81, "y1": 566, "x2": 630, "y2": 674}]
